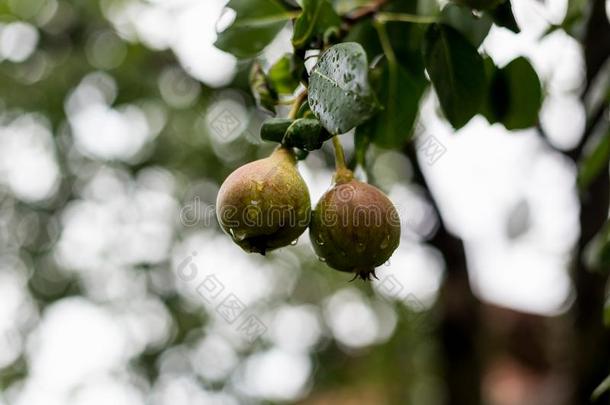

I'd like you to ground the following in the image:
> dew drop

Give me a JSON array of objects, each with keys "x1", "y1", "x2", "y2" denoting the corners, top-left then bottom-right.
[
  {"x1": 317, "y1": 256, "x2": 326, "y2": 263},
  {"x1": 234, "y1": 230, "x2": 247, "y2": 241},
  {"x1": 290, "y1": 239, "x2": 298, "y2": 246}
]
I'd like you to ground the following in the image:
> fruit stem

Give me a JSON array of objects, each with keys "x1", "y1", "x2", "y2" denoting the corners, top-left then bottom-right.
[
  {"x1": 374, "y1": 12, "x2": 438, "y2": 24},
  {"x1": 288, "y1": 90, "x2": 308, "y2": 120},
  {"x1": 332, "y1": 135, "x2": 353, "y2": 183}
]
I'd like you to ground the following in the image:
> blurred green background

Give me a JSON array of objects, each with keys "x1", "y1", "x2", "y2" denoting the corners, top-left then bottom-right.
[{"x1": 0, "y1": 0, "x2": 609, "y2": 404}]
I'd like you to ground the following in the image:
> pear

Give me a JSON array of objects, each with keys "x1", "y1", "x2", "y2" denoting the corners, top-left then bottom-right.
[
  {"x1": 310, "y1": 171, "x2": 400, "y2": 280},
  {"x1": 216, "y1": 147, "x2": 311, "y2": 254}
]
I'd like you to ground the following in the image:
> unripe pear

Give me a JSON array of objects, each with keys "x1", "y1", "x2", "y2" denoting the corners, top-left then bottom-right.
[
  {"x1": 309, "y1": 170, "x2": 400, "y2": 279},
  {"x1": 216, "y1": 147, "x2": 311, "y2": 254}
]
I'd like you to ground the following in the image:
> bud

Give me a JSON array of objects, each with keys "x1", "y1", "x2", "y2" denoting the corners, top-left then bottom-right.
[
  {"x1": 309, "y1": 175, "x2": 400, "y2": 280},
  {"x1": 216, "y1": 147, "x2": 311, "y2": 254}
]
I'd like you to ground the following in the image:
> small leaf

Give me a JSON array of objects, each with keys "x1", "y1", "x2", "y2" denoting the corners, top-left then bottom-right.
[
  {"x1": 592, "y1": 374, "x2": 610, "y2": 401},
  {"x1": 578, "y1": 130, "x2": 610, "y2": 190},
  {"x1": 488, "y1": 0, "x2": 520, "y2": 33},
  {"x1": 423, "y1": 24, "x2": 486, "y2": 129},
  {"x1": 308, "y1": 42, "x2": 377, "y2": 134},
  {"x1": 215, "y1": 0, "x2": 292, "y2": 59},
  {"x1": 283, "y1": 118, "x2": 333, "y2": 150},
  {"x1": 441, "y1": 4, "x2": 493, "y2": 47},
  {"x1": 250, "y1": 61, "x2": 278, "y2": 113},
  {"x1": 261, "y1": 118, "x2": 293, "y2": 142},
  {"x1": 296, "y1": 100, "x2": 315, "y2": 118},
  {"x1": 292, "y1": 0, "x2": 341, "y2": 48},
  {"x1": 488, "y1": 57, "x2": 542, "y2": 130},
  {"x1": 268, "y1": 54, "x2": 301, "y2": 94},
  {"x1": 362, "y1": 62, "x2": 427, "y2": 148}
]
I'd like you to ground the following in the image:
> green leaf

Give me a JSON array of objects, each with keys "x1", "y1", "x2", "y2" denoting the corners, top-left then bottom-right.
[
  {"x1": 308, "y1": 42, "x2": 377, "y2": 134},
  {"x1": 485, "y1": 57, "x2": 542, "y2": 130},
  {"x1": 441, "y1": 4, "x2": 493, "y2": 47},
  {"x1": 215, "y1": 0, "x2": 292, "y2": 59},
  {"x1": 292, "y1": 0, "x2": 341, "y2": 48},
  {"x1": 268, "y1": 54, "x2": 301, "y2": 94},
  {"x1": 423, "y1": 24, "x2": 486, "y2": 129},
  {"x1": 249, "y1": 61, "x2": 278, "y2": 113},
  {"x1": 361, "y1": 62, "x2": 427, "y2": 148},
  {"x1": 284, "y1": 118, "x2": 333, "y2": 150},
  {"x1": 578, "y1": 130, "x2": 610, "y2": 190},
  {"x1": 296, "y1": 100, "x2": 315, "y2": 118},
  {"x1": 488, "y1": 0, "x2": 519, "y2": 33},
  {"x1": 592, "y1": 373, "x2": 610, "y2": 401},
  {"x1": 344, "y1": 19, "x2": 383, "y2": 61},
  {"x1": 382, "y1": 1, "x2": 430, "y2": 78}
]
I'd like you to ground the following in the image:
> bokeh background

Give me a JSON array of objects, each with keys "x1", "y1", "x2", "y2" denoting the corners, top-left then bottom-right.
[{"x1": 0, "y1": 0, "x2": 609, "y2": 404}]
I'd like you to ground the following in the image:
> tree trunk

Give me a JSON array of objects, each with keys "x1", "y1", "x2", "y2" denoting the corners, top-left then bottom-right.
[{"x1": 407, "y1": 145, "x2": 483, "y2": 405}]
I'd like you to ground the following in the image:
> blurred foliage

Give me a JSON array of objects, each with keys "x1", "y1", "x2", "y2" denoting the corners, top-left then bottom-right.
[{"x1": 0, "y1": 0, "x2": 608, "y2": 403}]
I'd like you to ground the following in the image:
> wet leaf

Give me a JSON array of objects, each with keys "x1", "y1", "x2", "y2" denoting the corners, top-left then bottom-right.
[{"x1": 308, "y1": 42, "x2": 377, "y2": 134}]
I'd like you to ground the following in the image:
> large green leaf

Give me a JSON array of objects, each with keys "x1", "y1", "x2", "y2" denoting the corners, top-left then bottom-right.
[
  {"x1": 292, "y1": 0, "x2": 341, "y2": 48},
  {"x1": 484, "y1": 57, "x2": 542, "y2": 130},
  {"x1": 383, "y1": 1, "x2": 430, "y2": 78},
  {"x1": 423, "y1": 24, "x2": 486, "y2": 129},
  {"x1": 344, "y1": 19, "x2": 383, "y2": 61},
  {"x1": 441, "y1": 4, "x2": 493, "y2": 47},
  {"x1": 361, "y1": 62, "x2": 427, "y2": 148},
  {"x1": 308, "y1": 42, "x2": 377, "y2": 134},
  {"x1": 215, "y1": 0, "x2": 292, "y2": 59}
]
